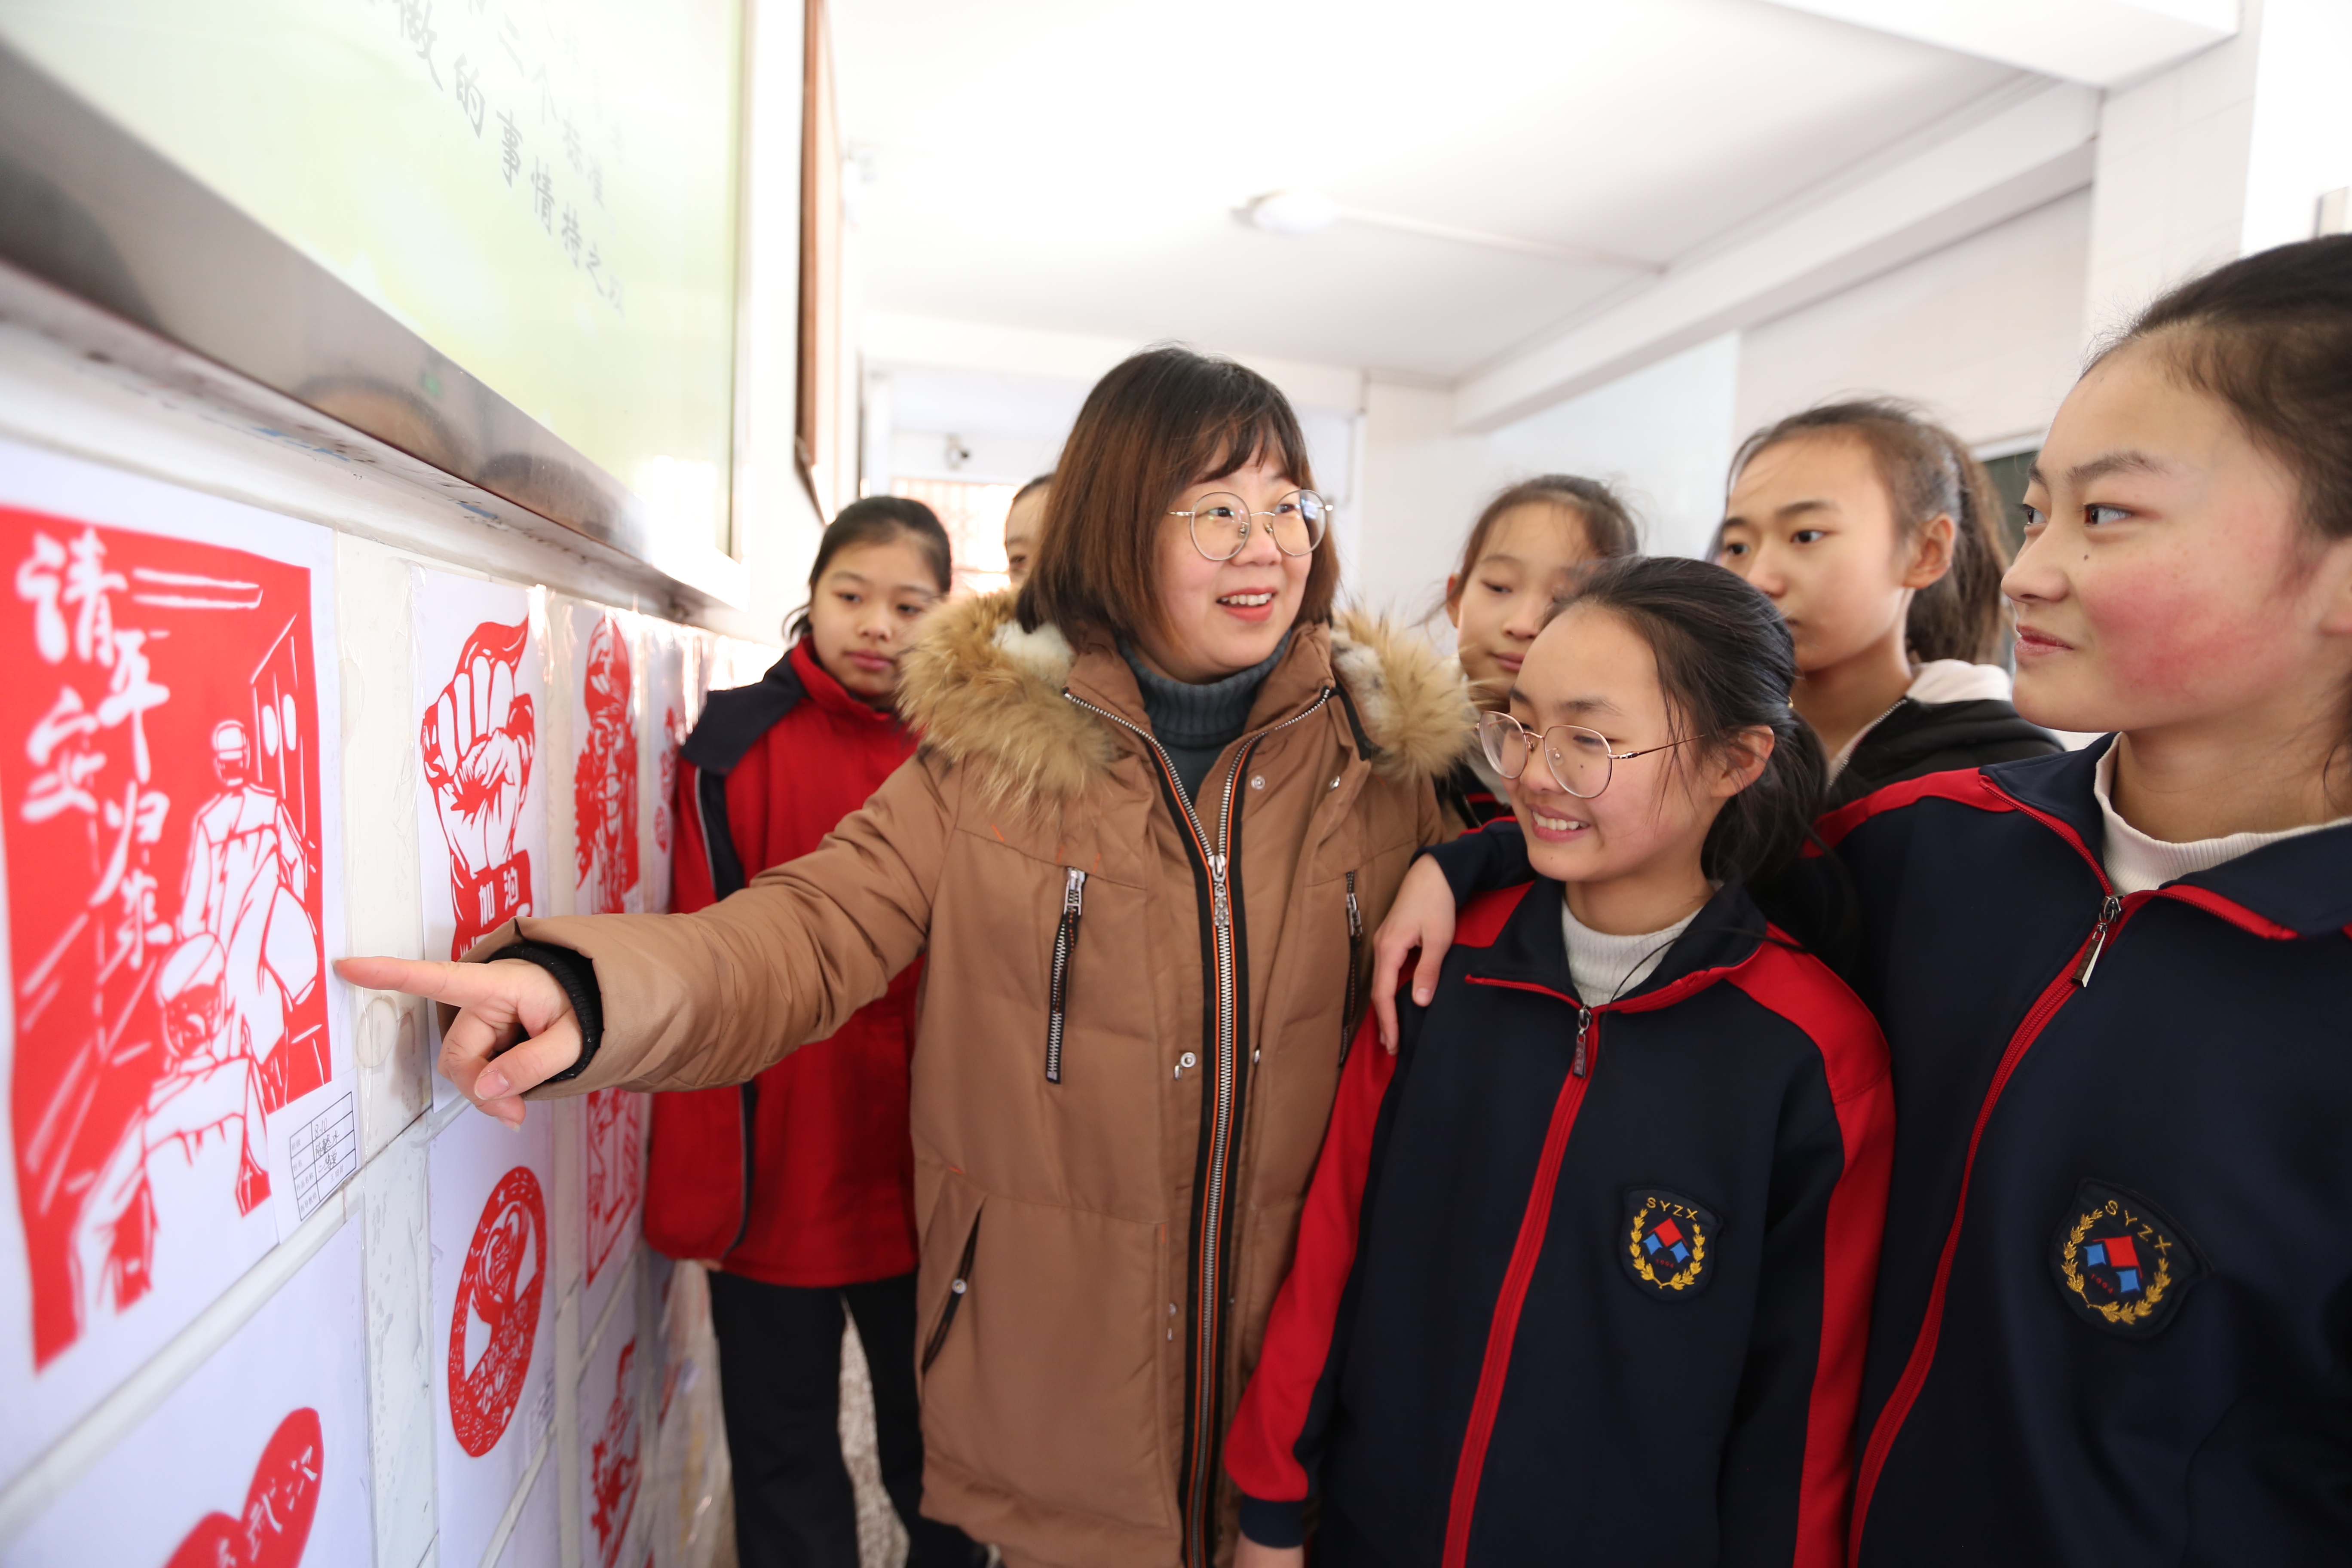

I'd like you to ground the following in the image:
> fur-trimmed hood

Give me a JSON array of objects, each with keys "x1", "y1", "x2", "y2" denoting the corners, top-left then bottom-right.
[{"x1": 897, "y1": 592, "x2": 1469, "y2": 810}]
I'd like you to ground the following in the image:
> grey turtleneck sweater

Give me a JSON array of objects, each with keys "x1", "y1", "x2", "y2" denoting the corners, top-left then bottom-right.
[{"x1": 1121, "y1": 633, "x2": 1292, "y2": 801}]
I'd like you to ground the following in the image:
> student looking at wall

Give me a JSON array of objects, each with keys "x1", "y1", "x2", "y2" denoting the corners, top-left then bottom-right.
[{"x1": 646, "y1": 497, "x2": 982, "y2": 1568}]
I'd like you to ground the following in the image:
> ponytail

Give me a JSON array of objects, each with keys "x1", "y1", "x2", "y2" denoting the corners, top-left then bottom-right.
[
  {"x1": 1556, "y1": 557, "x2": 1826, "y2": 887},
  {"x1": 1730, "y1": 399, "x2": 2011, "y2": 664}
]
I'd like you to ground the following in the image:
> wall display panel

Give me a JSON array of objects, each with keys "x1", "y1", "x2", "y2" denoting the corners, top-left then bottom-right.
[
  {"x1": 640, "y1": 623, "x2": 700, "y2": 918},
  {"x1": 643, "y1": 1259, "x2": 728, "y2": 1568},
  {"x1": 430, "y1": 1102, "x2": 557, "y2": 1568},
  {"x1": 0, "y1": 438, "x2": 353, "y2": 1482},
  {"x1": 411, "y1": 569, "x2": 552, "y2": 1105},
  {"x1": 0, "y1": 1218, "x2": 371, "y2": 1567},
  {"x1": 580, "y1": 1268, "x2": 646, "y2": 1568},
  {"x1": 581, "y1": 1088, "x2": 644, "y2": 1333},
  {"x1": 0, "y1": 0, "x2": 743, "y2": 562},
  {"x1": 553, "y1": 596, "x2": 647, "y2": 1335},
  {"x1": 495, "y1": 1448, "x2": 560, "y2": 1568},
  {"x1": 566, "y1": 603, "x2": 643, "y2": 919}
]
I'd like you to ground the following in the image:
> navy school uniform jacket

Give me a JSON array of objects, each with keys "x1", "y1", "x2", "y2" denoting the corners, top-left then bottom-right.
[
  {"x1": 1424, "y1": 742, "x2": 2352, "y2": 1562},
  {"x1": 1223, "y1": 876, "x2": 1893, "y2": 1568}
]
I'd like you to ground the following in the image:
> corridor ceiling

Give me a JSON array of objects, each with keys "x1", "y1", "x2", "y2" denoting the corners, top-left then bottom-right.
[{"x1": 831, "y1": 0, "x2": 2034, "y2": 380}]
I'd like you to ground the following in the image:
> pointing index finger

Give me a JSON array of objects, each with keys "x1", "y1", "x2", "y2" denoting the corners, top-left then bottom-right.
[{"x1": 334, "y1": 954, "x2": 510, "y2": 1008}]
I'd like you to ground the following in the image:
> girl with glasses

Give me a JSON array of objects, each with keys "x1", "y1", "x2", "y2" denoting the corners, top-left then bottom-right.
[
  {"x1": 1716, "y1": 400, "x2": 2059, "y2": 808},
  {"x1": 1437, "y1": 476, "x2": 1640, "y2": 830},
  {"x1": 1227, "y1": 556, "x2": 1891, "y2": 1567},
  {"x1": 340, "y1": 346, "x2": 1471, "y2": 1568},
  {"x1": 1374, "y1": 237, "x2": 2352, "y2": 1562}
]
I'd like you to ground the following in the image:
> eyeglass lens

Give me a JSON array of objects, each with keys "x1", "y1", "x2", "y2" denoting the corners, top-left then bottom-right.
[
  {"x1": 1476, "y1": 712, "x2": 1617, "y2": 798},
  {"x1": 1188, "y1": 491, "x2": 1328, "y2": 560}
]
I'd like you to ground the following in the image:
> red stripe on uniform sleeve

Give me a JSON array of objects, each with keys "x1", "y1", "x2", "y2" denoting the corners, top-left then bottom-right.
[
  {"x1": 1455, "y1": 883, "x2": 1535, "y2": 949},
  {"x1": 1225, "y1": 1010, "x2": 1400, "y2": 1503},
  {"x1": 1728, "y1": 939, "x2": 1895, "y2": 1568},
  {"x1": 1809, "y1": 766, "x2": 2015, "y2": 853}
]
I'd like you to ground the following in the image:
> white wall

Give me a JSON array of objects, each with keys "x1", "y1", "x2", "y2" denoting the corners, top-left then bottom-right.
[
  {"x1": 0, "y1": 0, "x2": 837, "y2": 1559},
  {"x1": 1351, "y1": 334, "x2": 1740, "y2": 626},
  {"x1": 2085, "y1": 0, "x2": 2352, "y2": 344},
  {"x1": 1736, "y1": 190, "x2": 2092, "y2": 451}
]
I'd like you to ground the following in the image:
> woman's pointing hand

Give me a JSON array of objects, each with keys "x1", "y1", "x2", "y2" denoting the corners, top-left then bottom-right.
[{"x1": 334, "y1": 956, "x2": 579, "y2": 1126}]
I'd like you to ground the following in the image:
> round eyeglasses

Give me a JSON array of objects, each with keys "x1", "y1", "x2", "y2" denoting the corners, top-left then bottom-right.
[
  {"x1": 1167, "y1": 490, "x2": 1329, "y2": 561},
  {"x1": 1477, "y1": 710, "x2": 1703, "y2": 799}
]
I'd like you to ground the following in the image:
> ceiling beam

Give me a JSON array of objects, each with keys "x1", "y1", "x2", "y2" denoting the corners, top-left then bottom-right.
[
  {"x1": 1452, "y1": 81, "x2": 2098, "y2": 434},
  {"x1": 1762, "y1": 0, "x2": 2237, "y2": 88}
]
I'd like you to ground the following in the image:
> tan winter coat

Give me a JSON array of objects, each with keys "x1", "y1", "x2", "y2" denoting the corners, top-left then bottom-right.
[{"x1": 496, "y1": 594, "x2": 1467, "y2": 1568}]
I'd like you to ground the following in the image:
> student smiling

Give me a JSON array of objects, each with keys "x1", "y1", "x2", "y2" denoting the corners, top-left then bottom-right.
[
  {"x1": 1228, "y1": 558, "x2": 1890, "y2": 1568},
  {"x1": 1372, "y1": 236, "x2": 2352, "y2": 1561}
]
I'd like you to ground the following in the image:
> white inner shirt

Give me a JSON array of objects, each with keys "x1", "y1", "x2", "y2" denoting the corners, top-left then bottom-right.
[
  {"x1": 1560, "y1": 898, "x2": 1702, "y2": 1005},
  {"x1": 2092, "y1": 744, "x2": 2349, "y2": 896},
  {"x1": 1828, "y1": 659, "x2": 2015, "y2": 779}
]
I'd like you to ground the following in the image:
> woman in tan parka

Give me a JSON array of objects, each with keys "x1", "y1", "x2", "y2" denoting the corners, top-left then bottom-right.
[{"x1": 342, "y1": 348, "x2": 1469, "y2": 1568}]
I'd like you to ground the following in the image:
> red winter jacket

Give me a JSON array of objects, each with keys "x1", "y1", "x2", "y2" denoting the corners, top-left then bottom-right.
[{"x1": 646, "y1": 636, "x2": 922, "y2": 1286}]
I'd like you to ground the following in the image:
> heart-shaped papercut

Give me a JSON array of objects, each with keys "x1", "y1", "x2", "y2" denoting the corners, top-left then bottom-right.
[{"x1": 166, "y1": 1406, "x2": 324, "y2": 1568}]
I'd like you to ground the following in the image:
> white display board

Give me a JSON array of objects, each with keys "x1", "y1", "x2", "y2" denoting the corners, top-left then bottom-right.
[
  {"x1": 0, "y1": 1218, "x2": 371, "y2": 1566},
  {"x1": 431, "y1": 1101, "x2": 557, "y2": 1568},
  {"x1": 412, "y1": 570, "x2": 553, "y2": 1107},
  {"x1": 640, "y1": 624, "x2": 694, "y2": 919},
  {"x1": 496, "y1": 1452, "x2": 560, "y2": 1568},
  {"x1": 580, "y1": 1275, "x2": 646, "y2": 1568},
  {"x1": 0, "y1": 438, "x2": 354, "y2": 1484},
  {"x1": 565, "y1": 603, "x2": 641, "y2": 919},
  {"x1": 411, "y1": 569, "x2": 551, "y2": 964}
]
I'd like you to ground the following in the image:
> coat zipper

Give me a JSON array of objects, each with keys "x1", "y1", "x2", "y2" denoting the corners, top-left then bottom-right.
[
  {"x1": 1338, "y1": 870, "x2": 1363, "y2": 1063},
  {"x1": 1849, "y1": 794, "x2": 2138, "y2": 1552},
  {"x1": 1062, "y1": 685, "x2": 1333, "y2": 1568},
  {"x1": 1045, "y1": 866, "x2": 1087, "y2": 1082},
  {"x1": 2074, "y1": 894, "x2": 2123, "y2": 986},
  {"x1": 1442, "y1": 985, "x2": 1617, "y2": 1568}
]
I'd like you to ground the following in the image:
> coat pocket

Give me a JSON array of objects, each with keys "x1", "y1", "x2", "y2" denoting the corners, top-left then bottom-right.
[
  {"x1": 916, "y1": 1172, "x2": 986, "y2": 1393},
  {"x1": 921, "y1": 1204, "x2": 983, "y2": 1373},
  {"x1": 918, "y1": 1191, "x2": 1174, "y2": 1532}
]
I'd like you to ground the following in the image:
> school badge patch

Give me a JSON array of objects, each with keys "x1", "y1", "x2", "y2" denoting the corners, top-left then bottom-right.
[
  {"x1": 1623, "y1": 1188, "x2": 1719, "y2": 1298},
  {"x1": 2049, "y1": 1180, "x2": 2205, "y2": 1338}
]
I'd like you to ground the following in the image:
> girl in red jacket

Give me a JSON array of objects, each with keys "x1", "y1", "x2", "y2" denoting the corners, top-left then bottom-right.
[{"x1": 651, "y1": 497, "x2": 983, "y2": 1568}]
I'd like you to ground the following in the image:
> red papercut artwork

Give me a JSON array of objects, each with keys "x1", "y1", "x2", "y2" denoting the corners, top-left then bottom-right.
[
  {"x1": 2, "y1": 507, "x2": 326, "y2": 1368},
  {"x1": 588, "y1": 1336, "x2": 641, "y2": 1568},
  {"x1": 573, "y1": 616, "x2": 637, "y2": 916},
  {"x1": 583, "y1": 1087, "x2": 641, "y2": 1288},
  {"x1": 165, "y1": 1406, "x2": 324, "y2": 1568},
  {"x1": 447, "y1": 1165, "x2": 547, "y2": 1458},
  {"x1": 423, "y1": 621, "x2": 536, "y2": 957},
  {"x1": 652, "y1": 704, "x2": 684, "y2": 858}
]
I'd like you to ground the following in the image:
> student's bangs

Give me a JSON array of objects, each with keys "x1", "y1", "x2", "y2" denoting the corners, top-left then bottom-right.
[{"x1": 1017, "y1": 346, "x2": 1336, "y2": 642}]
